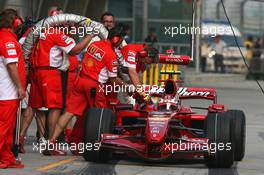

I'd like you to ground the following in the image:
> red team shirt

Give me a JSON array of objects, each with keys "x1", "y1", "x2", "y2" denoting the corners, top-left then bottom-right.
[
  {"x1": 66, "y1": 40, "x2": 118, "y2": 117},
  {"x1": 67, "y1": 55, "x2": 79, "y2": 99},
  {"x1": 68, "y1": 55, "x2": 79, "y2": 72},
  {"x1": 120, "y1": 43, "x2": 146, "y2": 73},
  {"x1": 66, "y1": 40, "x2": 118, "y2": 143},
  {"x1": 0, "y1": 28, "x2": 26, "y2": 166},
  {"x1": 0, "y1": 28, "x2": 26, "y2": 100},
  {"x1": 33, "y1": 28, "x2": 76, "y2": 68},
  {"x1": 81, "y1": 40, "x2": 118, "y2": 83},
  {"x1": 29, "y1": 29, "x2": 76, "y2": 108}
]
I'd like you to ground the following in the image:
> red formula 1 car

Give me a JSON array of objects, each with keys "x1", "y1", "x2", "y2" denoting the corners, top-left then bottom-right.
[{"x1": 82, "y1": 54, "x2": 246, "y2": 168}]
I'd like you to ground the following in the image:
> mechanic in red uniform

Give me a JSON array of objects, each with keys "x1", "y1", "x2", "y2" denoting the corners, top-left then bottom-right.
[
  {"x1": 67, "y1": 12, "x2": 120, "y2": 151},
  {"x1": 66, "y1": 56, "x2": 79, "y2": 101},
  {"x1": 29, "y1": 21, "x2": 94, "y2": 143},
  {"x1": 47, "y1": 7, "x2": 80, "y2": 143},
  {"x1": 0, "y1": 9, "x2": 25, "y2": 168},
  {"x1": 64, "y1": 55, "x2": 79, "y2": 142},
  {"x1": 18, "y1": 24, "x2": 47, "y2": 154},
  {"x1": 19, "y1": 9, "x2": 63, "y2": 153},
  {"x1": 120, "y1": 43, "x2": 158, "y2": 100},
  {"x1": 46, "y1": 28, "x2": 127, "y2": 155}
]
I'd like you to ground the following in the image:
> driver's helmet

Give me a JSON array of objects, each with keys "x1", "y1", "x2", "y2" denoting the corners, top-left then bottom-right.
[{"x1": 158, "y1": 94, "x2": 180, "y2": 111}]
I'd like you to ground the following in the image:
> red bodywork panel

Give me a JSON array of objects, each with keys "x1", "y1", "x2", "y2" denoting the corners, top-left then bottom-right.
[
  {"x1": 100, "y1": 67, "x2": 226, "y2": 161},
  {"x1": 100, "y1": 107, "x2": 215, "y2": 160},
  {"x1": 100, "y1": 88, "x2": 226, "y2": 161},
  {"x1": 145, "y1": 117, "x2": 170, "y2": 144},
  {"x1": 158, "y1": 54, "x2": 191, "y2": 65}
]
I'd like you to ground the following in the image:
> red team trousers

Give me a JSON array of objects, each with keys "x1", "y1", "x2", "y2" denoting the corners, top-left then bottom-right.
[
  {"x1": 29, "y1": 69, "x2": 63, "y2": 109},
  {"x1": 67, "y1": 76, "x2": 108, "y2": 145},
  {"x1": 0, "y1": 100, "x2": 19, "y2": 165}
]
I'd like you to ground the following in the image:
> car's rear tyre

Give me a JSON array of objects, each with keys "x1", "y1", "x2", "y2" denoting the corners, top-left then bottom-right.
[
  {"x1": 83, "y1": 108, "x2": 116, "y2": 162},
  {"x1": 227, "y1": 110, "x2": 246, "y2": 161},
  {"x1": 205, "y1": 112, "x2": 234, "y2": 168}
]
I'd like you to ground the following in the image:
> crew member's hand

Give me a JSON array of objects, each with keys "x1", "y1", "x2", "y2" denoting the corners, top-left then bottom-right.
[
  {"x1": 18, "y1": 87, "x2": 25, "y2": 100},
  {"x1": 83, "y1": 18, "x2": 91, "y2": 26},
  {"x1": 127, "y1": 91, "x2": 133, "y2": 97},
  {"x1": 142, "y1": 93, "x2": 151, "y2": 103},
  {"x1": 137, "y1": 90, "x2": 151, "y2": 104},
  {"x1": 126, "y1": 84, "x2": 135, "y2": 96}
]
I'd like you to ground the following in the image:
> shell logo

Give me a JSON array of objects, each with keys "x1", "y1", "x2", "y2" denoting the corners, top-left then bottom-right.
[{"x1": 86, "y1": 58, "x2": 94, "y2": 67}]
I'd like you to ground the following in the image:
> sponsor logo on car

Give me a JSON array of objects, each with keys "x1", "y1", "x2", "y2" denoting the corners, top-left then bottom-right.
[
  {"x1": 177, "y1": 88, "x2": 210, "y2": 97},
  {"x1": 151, "y1": 127, "x2": 160, "y2": 134}
]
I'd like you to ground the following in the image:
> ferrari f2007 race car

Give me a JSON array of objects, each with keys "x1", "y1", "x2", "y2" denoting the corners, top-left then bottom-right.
[{"x1": 82, "y1": 54, "x2": 246, "y2": 168}]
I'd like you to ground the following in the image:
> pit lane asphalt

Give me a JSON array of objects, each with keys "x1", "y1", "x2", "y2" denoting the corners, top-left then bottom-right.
[{"x1": 0, "y1": 69, "x2": 263, "y2": 175}]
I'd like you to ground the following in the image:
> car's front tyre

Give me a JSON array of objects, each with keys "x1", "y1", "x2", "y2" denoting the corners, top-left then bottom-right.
[
  {"x1": 227, "y1": 110, "x2": 246, "y2": 161},
  {"x1": 205, "y1": 112, "x2": 234, "y2": 168},
  {"x1": 83, "y1": 108, "x2": 116, "y2": 162}
]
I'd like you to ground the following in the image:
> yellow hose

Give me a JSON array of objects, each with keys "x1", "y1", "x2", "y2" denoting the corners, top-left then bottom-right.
[
  {"x1": 143, "y1": 69, "x2": 147, "y2": 85},
  {"x1": 149, "y1": 64, "x2": 154, "y2": 85},
  {"x1": 154, "y1": 64, "x2": 159, "y2": 85}
]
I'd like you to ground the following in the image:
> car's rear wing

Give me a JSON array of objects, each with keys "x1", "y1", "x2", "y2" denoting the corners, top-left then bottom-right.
[
  {"x1": 178, "y1": 87, "x2": 217, "y2": 103},
  {"x1": 158, "y1": 54, "x2": 191, "y2": 65},
  {"x1": 144, "y1": 85, "x2": 217, "y2": 103},
  {"x1": 157, "y1": 49, "x2": 191, "y2": 65}
]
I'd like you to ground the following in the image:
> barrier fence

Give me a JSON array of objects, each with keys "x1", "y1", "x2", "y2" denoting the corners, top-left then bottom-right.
[
  {"x1": 142, "y1": 64, "x2": 178, "y2": 85},
  {"x1": 141, "y1": 42, "x2": 189, "y2": 85}
]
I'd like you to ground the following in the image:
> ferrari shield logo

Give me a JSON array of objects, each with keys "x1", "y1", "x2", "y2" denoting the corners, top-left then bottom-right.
[{"x1": 88, "y1": 45, "x2": 97, "y2": 55}]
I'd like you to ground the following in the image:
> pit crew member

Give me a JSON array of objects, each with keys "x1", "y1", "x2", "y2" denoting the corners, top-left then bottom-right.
[
  {"x1": 29, "y1": 21, "x2": 95, "y2": 141},
  {"x1": 0, "y1": 9, "x2": 25, "y2": 168},
  {"x1": 68, "y1": 12, "x2": 127, "y2": 150},
  {"x1": 45, "y1": 28, "x2": 127, "y2": 155},
  {"x1": 120, "y1": 44, "x2": 158, "y2": 102}
]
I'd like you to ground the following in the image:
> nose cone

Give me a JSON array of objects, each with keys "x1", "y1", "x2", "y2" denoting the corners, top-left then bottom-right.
[{"x1": 145, "y1": 117, "x2": 170, "y2": 144}]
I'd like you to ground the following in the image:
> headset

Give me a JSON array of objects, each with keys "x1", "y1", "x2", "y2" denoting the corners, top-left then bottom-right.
[
  {"x1": 138, "y1": 47, "x2": 159, "y2": 57},
  {"x1": 49, "y1": 10, "x2": 59, "y2": 17},
  {"x1": 0, "y1": 9, "x2": 23, "y2": 30},
  {"x1": 138, "y1": 47, "x2": 159, "y2": 63},
  {"x1": 108, "y1": 25, "x2": 124, "y2": 46},
  {"x1": 138, "y1": 50, "x2": 148, "y2": 58},
  {"x1": 110, "y1": 35, "x2": 123, "y2": 46},
  {"x1": 13, "y1": 17, "x2": 23, "y2": 30}
]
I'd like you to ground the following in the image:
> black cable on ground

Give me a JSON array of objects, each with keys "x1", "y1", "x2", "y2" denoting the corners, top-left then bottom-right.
[{"x1": 220, "y1": 0, "x2": 264, "y2": 95}]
